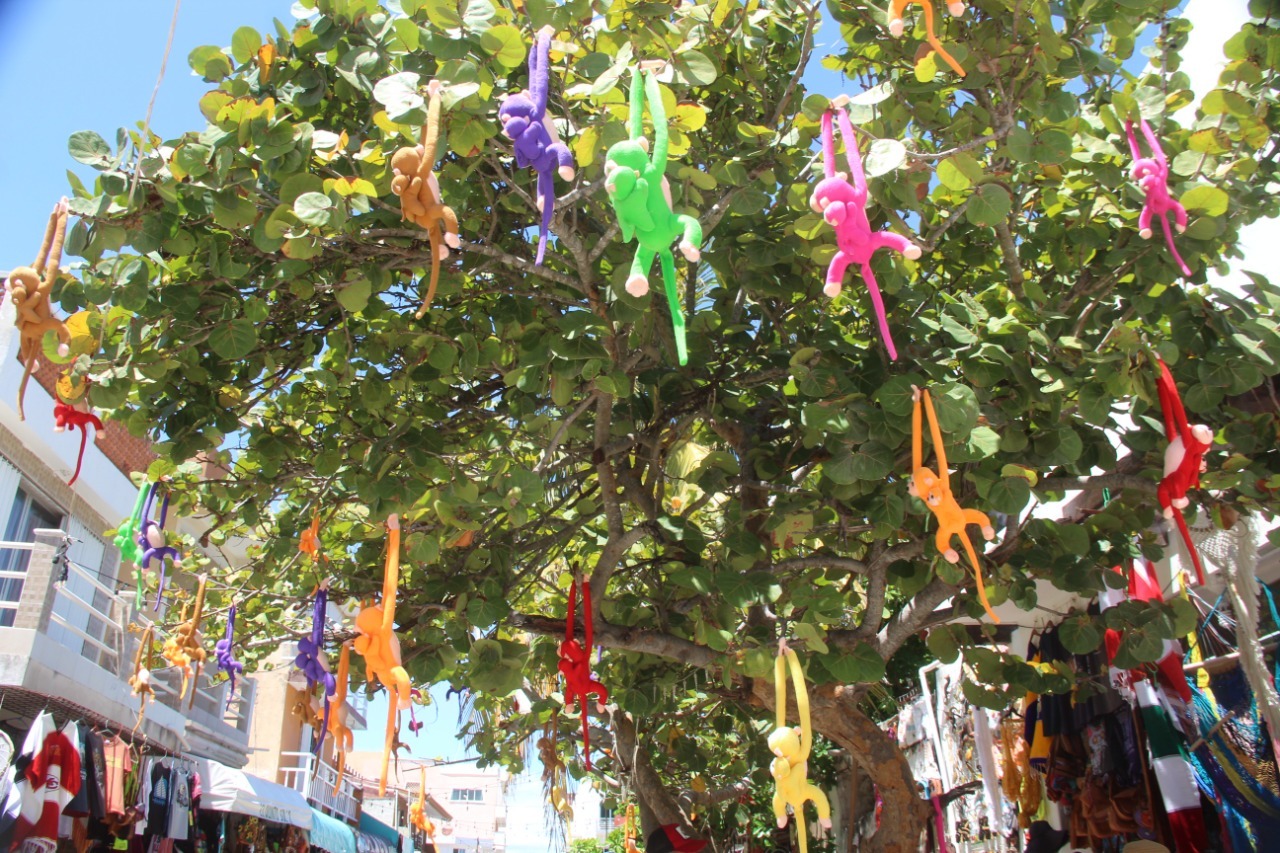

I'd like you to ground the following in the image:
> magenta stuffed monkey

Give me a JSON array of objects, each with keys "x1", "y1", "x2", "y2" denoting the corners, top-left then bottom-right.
[
  {"x1": 1126, "y1": 117, "x2": 1191, "y2": 277},
  {"x1": 810, "y1": 105, "x2": 921, "y2": 361}
]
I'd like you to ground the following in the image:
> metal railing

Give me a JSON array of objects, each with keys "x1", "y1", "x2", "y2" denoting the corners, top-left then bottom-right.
[
  {"x1": 0, "y1": 534, "x2": 255, "y2": 756},
  {"x1": 279, "y1": 750, "x2": 361, "y2": 823}
]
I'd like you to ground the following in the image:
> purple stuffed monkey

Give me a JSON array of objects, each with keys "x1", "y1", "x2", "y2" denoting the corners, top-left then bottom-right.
[
  {"x1": 810, "y1": 102, "x2": 922, "y2": 361},
  {"x1": 498, "y1": 26, "x2": 575, "y2": 265}
]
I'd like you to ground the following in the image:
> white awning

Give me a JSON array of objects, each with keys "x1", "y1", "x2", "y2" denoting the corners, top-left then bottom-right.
[{"x1": 197, "y1": 759, "x2": 313, "y2": 829}]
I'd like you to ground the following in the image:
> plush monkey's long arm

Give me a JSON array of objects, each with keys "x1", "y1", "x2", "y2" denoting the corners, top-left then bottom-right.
[
  {"x1": 382, "y1": 514, "x2": 401, "y2": 636},
  {"x1": 420, "y1": 87, "x2": 442, "y2": 179},
  {"x1": 785, "y1": 649, "x2": 811, "y2": 760},
  {"x1": 912, "y1": 389, "x2": 924, "y2": 473},
  {"x1": 1156, "y1": 359, "x2": 1189, "y2": 444},
  {"x1": 923, "y1": 390, "x2": 950, "y2": 495},
  {"x1": 644, "y1": 70, "x2": 669, "y2": 173},
  {"x1": 820, "y1": 110, "x2": 836, "y2": 179},
  {"x1": 628, "y1": 67, "x2": 644, "y2": 140},
  {"x1": 775, "y1": 650, "x2": 788, "y2": 731},
  {"x1": 836, "y1": 108, "x2": 867, "y2": 197},
  {"x1": 530, "y1": 29, "x2": 551, "y2": 120}
]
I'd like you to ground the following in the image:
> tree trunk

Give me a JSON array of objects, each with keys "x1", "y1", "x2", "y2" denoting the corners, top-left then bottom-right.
[
  {"x1": 613, "y1": 711, "x2": 695, "y2": 840},
  {"x1": 752, "y1": 679, "x2": 929, "y2": 853}
]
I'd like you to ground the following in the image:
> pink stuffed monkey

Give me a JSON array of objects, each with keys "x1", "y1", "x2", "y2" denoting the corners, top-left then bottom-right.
[
  {"x1": 810, "y1": 101, "x2": 921, "y2": 361},
  {"x1": 1126, "y1": 117, "x2": 1191, "y2": 277}
]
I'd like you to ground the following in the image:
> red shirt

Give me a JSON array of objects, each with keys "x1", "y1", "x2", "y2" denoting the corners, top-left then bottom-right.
[{"x1": 11, "y1": 717, "x2": 82, "y2": 853}]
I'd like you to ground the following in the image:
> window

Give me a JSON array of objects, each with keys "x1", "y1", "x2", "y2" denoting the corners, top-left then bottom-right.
[
  {"x1": 450, "y1": 788, "x2": 483, "y2": 803},
  {"x1": 0, "y1": 488, "x2": 62, "y2": 627}
]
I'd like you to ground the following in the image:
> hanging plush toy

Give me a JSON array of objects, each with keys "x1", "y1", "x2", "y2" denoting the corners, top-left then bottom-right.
[
  {"x1": 538, "y1": 720, "x2": 574, "y2": 822},
  {"x1": 1126, "y1": 118, "x2": 1191, "y2": 277},
  {"x1": 295, "y1": 583, "x2": 337, "y2": 753},
  {"x1": 624, "y1": 804, "x2": 640, "y2": 853},
  {"x1": 558, "y1": 574, "x2": 609, "y2": 770},
  {"x1": 162, "y1": 573, "x2": 208, "y2": 706},
  {"x1": 353, "y1": 514, "x2": 412, "y2": 795},
  {"x1": 811, "y1": 103, "x2": 921, "y2": 361},
  {"x1": 129, "y1": 624, "x2": 156, "y2": 727},
  {"x1": 116, "y1": 479, "x2": 150, "y2": 580},
  {"x1": 390, "y1": 80, "x2": 461, "y2": 318},
  {"x1": 886, "y1": 0, "x2": 967, "y2": 77},
  {"x1": 409, "y1": 766, "x2": 437, "y2": 842},
  {"x1": 138, "y1": 483, "x2": 181, "y2": 610},
  {"x1": 215, "y1": 602, "x2": 245, "y2": 708},
  {"x1": 910, "y1": 385, "x2": 1000, "y2": 622},
  {"x1": 499, "y1": 26, "x2": 575, "y2": 265},
  {"x1": 8, "y1": 198, "x2": 71, "y2": 420},
  {"x1": 329, "y1": 641, "x2": 355, "y2": 795},
  {"x1": 769, "y1": 642, "x2": 832, "y2": 853},
  {"x1": 52, "y1": 399, "x2": 103, "y2": 486},
  {"x1": 1154, "y1": 359, "x2": 1212, "y2": 585},
  {"x1": 299, "y1": 513, "x2": 322, "y2": 562},
  {"x1": 604, "y1": 65, "x2": 703, "y2": 366}
]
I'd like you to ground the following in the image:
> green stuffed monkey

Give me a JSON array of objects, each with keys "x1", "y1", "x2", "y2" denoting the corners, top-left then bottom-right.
[{"x1": 603, "y1": 67, "x2": 703, "y2": 366}]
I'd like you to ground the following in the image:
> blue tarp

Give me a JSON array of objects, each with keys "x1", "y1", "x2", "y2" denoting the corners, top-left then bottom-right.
[
  {"x1": 309, "y1": 808, "x2": 357, "y2": 853},
  {"x1": 358, "y1": 813, "x2": 401, "y2": 853}
]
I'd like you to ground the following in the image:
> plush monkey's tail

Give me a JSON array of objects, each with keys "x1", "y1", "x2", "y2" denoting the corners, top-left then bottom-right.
[
  {"x1": 860, "y1": 262, "x2": 899, "y2": 361},
  {"x1": 415, "y1": 228, "x2": 443, "y2": 319},
  {"x1": 920, "y1": 0, "x2": 966, "y2": 77},
  {"x1": 1160, "y1": 215, "x2": 1192, "y2": 278},
  {"x1": 795, "y1": 811, "x2": 809, "y2": 853},
  {"x1": 536, "y1": 170, "x2": 553, "y2": 266},
  {"x1": 962, "y1": 534, "x2": 1000, "y2": 624},
  {"x1": 580, "y1": 703, "x2": 592, "y2": 771},
  {"x1": 1172, "y1": 509, "x2": 1207, "y2": 586}
]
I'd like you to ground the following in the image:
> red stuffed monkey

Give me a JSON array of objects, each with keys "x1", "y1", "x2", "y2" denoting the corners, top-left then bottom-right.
[
  {"x1": 558, "y1": 575, "x2": 609, "y2": 770},
  {"x1": 1155, "y1": 359, "x2": 1212, "y2": 585}
]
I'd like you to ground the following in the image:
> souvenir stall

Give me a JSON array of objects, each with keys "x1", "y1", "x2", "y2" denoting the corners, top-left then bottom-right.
[
  {"x1": 193, "y1": 760, "x2": 313, "y2": 853},
  {"x1": 887, "y1": 515, "x2": 1280, "y2": 853},
  {"x1": 0, "y1": 698, "x2": 199, "y2": 853}
]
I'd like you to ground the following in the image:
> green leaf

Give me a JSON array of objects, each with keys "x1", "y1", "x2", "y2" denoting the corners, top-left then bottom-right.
[
  {"x1": 674, "y1": 50, "x2": 718, "y2": 86},
  {"x1": 865, "y1": 139, "x2": 906, "y2": 177},
  {"x1": 791, "y1": 622, "x2": 828, "y2": 655},
  {"x1": 68, "y1": 131, "x2": 112, "y2": 167},
  {"x1": 337, "y1": 277, "x2": 372, "y2": 313},
  {"x1": 372, "y1": 72, "x2": 424, "y2": 119},
  {"x1": 937, "y1": 153, "x2": 983, "y2": 191},
  {"x1": 966, "y1": 184, "x2": 1012, "y2": 227},
  {"x1": 208, "y1": 319, "x2": 259, "y2": 359},
  {"x1": 986, "y1": 477, "x2": 1031, "y2": 514},
  {"x1": 831, "y1": 641, "x2": 886, "y2": 683},
  {"x1": 1059, "y1": 615, "x2": 1102, "y2": 654},
  {"x1": 926, "y1": 627, "x2": 961, "y2": 664},
  {"x1": 294, "y1": 192, "x2": 334, "y2": 227},
  {"x1": 1180, "y1": 185, "x2": 1229, "y2": 217},
  {"x1": 231, "y1": 26, "x2": 262, "y2": 64},
  {"x1": 479, "y1": 24, "x2": 526, "y2": 69}
]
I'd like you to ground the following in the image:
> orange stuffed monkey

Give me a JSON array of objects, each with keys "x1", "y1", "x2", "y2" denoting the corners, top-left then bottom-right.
[
  {"x1": 409, "y1": 766, "x2": 436, "y2": 841},
  {"x1": 353, "y1": 514, "x2": 412, "y2": 795},
  {"x1": 328, "y1": 641, "x2": 355, "y2": 795},
  {"x1": 886, "y1": 0, "x2": 967, "y2": 77},
  {"x1": 161, "y1": 574, "x2": 209, "y2": 706},
  {"x1": 910, "y1": 385, "x2": 999, "y2": 622},
  {"x1": 8, "y1": 198, "x2": 72, "y2": 420}
]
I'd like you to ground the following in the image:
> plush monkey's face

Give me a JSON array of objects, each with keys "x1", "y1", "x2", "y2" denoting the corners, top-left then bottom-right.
[
  {"x1": 499, "y1": 93, "x2": 536, "y2": 140},
  {"x1": 910, "y1": 468, "x2": 944, "y2": 507},
  {"x1": 6, "y1": 267, "x2": 39, "y2": 306},
  {"x1": 604, "y1": 141, "x2": 651, "y2": 199},
  {"x1": 767, "y1": 725, "x2": 803, "y2": 760},
  {"x1": 391, "y1": 146, "x2": 424, "y2": 178},
  {"x1": 1191, "y1": 423, "x2": 1213, "y2": 448},
  {"x1": 810, "y1": 174, "x2": 860, "y2": 213}
]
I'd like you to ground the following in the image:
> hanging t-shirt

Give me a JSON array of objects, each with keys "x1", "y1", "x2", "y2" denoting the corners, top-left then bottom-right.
[
  {"x1": 102, "y1": 739, "x2": 132, "y2": 818},
  {"x1": 166, "y1": 769, "x2": 190, "y2": 842},
  {"x1": 148, "y1": 763, "x2": 172, "y2": 839},
  {"x1": 84, "y1": 730, "x2": 107, "y2": 820},
  {"x1": 11, "y1": 715, "x2": 83, "y2": 853}
]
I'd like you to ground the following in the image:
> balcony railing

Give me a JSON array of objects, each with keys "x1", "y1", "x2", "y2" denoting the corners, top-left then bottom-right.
[
  {"x1": 0, "y1": 531, "x2": 254, "y2": 764},
  {"x1": 279, "y1": 750, "x2": 361, "y2": 823}
]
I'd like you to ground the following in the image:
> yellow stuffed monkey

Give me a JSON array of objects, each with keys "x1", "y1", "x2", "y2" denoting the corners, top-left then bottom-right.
[{"x1": 768, "y1": 643, "x2": 831, "y2": 853}]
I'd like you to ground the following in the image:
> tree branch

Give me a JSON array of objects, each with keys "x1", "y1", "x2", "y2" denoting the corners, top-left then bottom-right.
[
  {"x1": 875, "y1": 576, "x2": 958, "y2": 659},
  {"x1": 510, "y1": 612, "x2": 719, "y2": 670},
  {"x1": 534, "y1": 391, "x2": 600, "y2": 473},
  {"x1": 1034, "y1": 472, "x2": 1157, "y2": 496}
]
